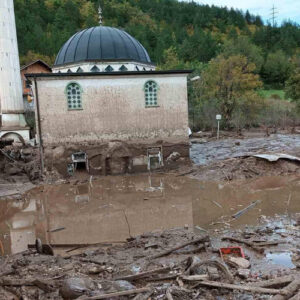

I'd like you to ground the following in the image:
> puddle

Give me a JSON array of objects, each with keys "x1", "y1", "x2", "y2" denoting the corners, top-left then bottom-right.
[
  {"x1": 0, "y1": 174, "x2": 299, "y2": 255},
  {"x1": 266, "y1": 252, "x2": 296, "y2": 269}
]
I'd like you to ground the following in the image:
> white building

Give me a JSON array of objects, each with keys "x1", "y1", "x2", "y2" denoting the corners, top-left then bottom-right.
[
  {"x1": 0, "y1": 0, "x2": 30, "y2": 142},
  {"x1": 27, "y1": 13, "x2": 191, "y2": 176}
]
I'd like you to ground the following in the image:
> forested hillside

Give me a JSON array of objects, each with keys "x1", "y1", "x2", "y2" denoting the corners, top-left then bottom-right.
[
  {"x1": 15, "y1": 0, "x2": 300, "y2": 130},
  {"x1": 15, "y1": 1, "x2": 300, "y2": 77}
]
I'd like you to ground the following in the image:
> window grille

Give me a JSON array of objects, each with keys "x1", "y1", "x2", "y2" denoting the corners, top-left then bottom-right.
[
  {"x1": 66, "y1": 82, "x2": 82, "y2": 110},
  {"x1": 144, "y1": 81, "x2": 158, "y2": 107}
]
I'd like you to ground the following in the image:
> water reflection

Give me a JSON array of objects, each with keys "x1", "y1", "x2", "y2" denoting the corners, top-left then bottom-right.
[{"x1": 0, "y1": 174, "x2": 299, "y2": 255}]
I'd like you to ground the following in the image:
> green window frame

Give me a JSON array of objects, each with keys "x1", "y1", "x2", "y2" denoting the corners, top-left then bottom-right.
[
  {"x1": 65, "y1": 82, "x2": 83, "y2": 110},
  {"x1": 144, "y1": 80, "x2": 158, "y2": 107}
]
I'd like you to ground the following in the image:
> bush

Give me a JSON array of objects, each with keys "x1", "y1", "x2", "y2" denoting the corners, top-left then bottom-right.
[{"x1": 258, "y1": 98, "x2": 299, "y2": 128}]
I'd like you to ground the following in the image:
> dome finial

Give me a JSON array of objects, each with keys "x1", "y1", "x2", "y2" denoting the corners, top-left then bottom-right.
[{"x1": 98, "y1": 3, "x2": 103, "y2": 26}]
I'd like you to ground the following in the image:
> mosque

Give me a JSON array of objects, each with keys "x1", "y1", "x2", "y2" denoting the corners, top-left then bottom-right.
[{"x1": 25, "y1": 7, "x2": 191, "y2": 176}]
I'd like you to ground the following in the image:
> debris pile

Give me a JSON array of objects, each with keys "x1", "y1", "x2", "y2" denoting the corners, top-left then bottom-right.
[
  {"x1": 0, "y1": 219, "x2": 299, "y2": 300},
  {"x1": 191, "y1": 156, "x2": 300, "y2": 181},
  {"x1": 0, "y1": 144, "x2": 40, "y2": 182}
]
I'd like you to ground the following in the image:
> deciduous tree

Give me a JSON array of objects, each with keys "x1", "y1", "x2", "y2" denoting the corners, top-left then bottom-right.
[{"x1": 196, "y1": 55, "x2": 263, "y2": 127}]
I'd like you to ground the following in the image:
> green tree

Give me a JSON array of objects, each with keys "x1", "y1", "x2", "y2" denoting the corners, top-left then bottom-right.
[
  {"x1": 222, "y1": 36, "x2": 264, "y2": 73},
  {"x1": 262, "y1": 50, "x2": 292, "y2": 87},
  {"x1": 180, "y1": 29, "x2": 219, "y2": 63},
  {"x1": 285, "y1": 67, "x2": 300, "y2": 110},
  {"x1": 196, "y1": 55, "x2": 263, "y2": 127},
  {"x1": 158, "y1": 46, "x2": 185, "y2": 70}
]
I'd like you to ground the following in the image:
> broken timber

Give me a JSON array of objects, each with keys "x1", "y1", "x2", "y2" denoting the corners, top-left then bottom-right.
[
  {"x1": 196, "y1": 281, "x2": 288, "y2": 295},
  {"x1": 232, "y1": 200, "x2": 261, "y2": 219},
  {"x1": 113, "y1": 267, "x2": 171, "y2": 281},
  {"x1": 270, "y1": 278, "x2": 300, "y2": 300},
  {"x1": 78, "y1": 287, "x2": 152, "y2": 299},
  {"x1": 253, "y1": 275, "x2": 298, "y2": 288},
  {"x1": 148, "y1": 235, "x2": 209, "y2": 260}
]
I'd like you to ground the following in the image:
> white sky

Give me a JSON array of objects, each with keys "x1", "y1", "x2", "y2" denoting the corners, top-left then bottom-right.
[{"x1": 181, "y1": 0, "x2": 300, "y2": 24}]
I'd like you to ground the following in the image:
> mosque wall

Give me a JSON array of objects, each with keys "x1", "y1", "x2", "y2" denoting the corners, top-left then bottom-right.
[
  {"x1": 31, "y1": 72, "x2": 190, "y2": 175},
  {"x1": 33, "y1": 73, "x2": 189, "y2": 144}
]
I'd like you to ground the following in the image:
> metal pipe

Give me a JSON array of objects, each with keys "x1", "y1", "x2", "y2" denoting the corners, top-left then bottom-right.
[{"x1": 34, "y1": 76, "x2": 44, "y2": 174}]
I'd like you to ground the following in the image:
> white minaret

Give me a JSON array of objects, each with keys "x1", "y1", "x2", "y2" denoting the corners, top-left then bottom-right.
[{"x1": 0, "y1": 0, "x2": 29, "y2": 142}]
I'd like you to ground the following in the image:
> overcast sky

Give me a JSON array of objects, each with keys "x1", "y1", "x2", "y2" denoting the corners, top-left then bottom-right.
[{"x1": 181, "y1": 0, "x2": 300, "y2": 25}]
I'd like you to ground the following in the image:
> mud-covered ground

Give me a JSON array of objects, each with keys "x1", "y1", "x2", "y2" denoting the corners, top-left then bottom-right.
[
  {"x1": 0, "y1": 215, "x2": 299, "y2": 299},
  {"x1": 0, "y1": 131, "x2": 300, "y2": 299},
  {"x1": 1, "y1": 132, "x2": 300, "y2": 199},
  {"x1": 191, "y1": 134, "x2": 300, "y2": 166}
]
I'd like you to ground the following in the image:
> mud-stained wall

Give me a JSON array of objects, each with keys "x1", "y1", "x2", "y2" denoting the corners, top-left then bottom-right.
[{"x1": 33, "y1": 73, "x2": 189, "y2": 145}]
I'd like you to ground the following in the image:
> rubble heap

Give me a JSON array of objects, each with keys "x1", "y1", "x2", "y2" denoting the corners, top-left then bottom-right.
[{"x1": 0, "y1": 217, "x2": 299, "y2": 300}]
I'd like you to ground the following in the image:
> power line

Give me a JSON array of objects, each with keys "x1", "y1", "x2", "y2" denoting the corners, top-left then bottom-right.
[{"x1": 269, "y1": 5, "x2": 278, "y2": 27}]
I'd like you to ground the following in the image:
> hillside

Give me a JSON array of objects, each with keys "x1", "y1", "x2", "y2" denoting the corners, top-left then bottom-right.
[{"x1": 15, "y1": 0, "x2": 300, "y2": 88}]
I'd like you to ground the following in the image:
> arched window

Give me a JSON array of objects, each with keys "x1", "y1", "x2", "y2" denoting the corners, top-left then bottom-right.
[
  {"x1": 66, "y1": 82, "x2": 82, "y2": 110},
  {"x1": 144, "y1": 81, "x2": 158, "y2": 107}
]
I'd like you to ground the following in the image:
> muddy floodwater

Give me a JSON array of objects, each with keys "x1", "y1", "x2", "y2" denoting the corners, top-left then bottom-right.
[{"x1": 0, "y1": 173, "x2": 299, "y2": 255}]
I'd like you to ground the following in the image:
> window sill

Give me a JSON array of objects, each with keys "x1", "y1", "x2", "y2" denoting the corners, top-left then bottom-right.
[
  {"x1": 68, "y1": 108, "x2": 83, "y2": 111},
  {"x1": 145, "y1": 105, "x2": 160, "y2": 108}
]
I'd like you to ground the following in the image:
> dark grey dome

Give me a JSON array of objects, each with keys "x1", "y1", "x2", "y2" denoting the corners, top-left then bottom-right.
[{"x1": 54, "y1": 26, "x2": 152, "y2": 66}]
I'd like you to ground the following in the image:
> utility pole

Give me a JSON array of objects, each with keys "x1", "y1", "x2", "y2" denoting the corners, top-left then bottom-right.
[{"x1": 270, "y1": 5, "x2": 278, "y2": 27}]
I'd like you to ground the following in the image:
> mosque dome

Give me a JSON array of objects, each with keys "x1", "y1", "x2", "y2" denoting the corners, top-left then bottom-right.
[{"x1": 54, "y1": 26, "x2": 152, "y2": 67}]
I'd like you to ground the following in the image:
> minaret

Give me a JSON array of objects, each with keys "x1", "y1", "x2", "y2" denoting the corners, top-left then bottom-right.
[{"x1": 0, "y1": 0, "x2": 29, "y2": 142}]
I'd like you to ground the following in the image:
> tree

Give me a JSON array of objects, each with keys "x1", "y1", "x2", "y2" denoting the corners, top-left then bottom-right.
[
  {"x1": 245, "y1": 10, "x2": 252, "y2": 24},
  {"x1": 262, "y1": 50, "x2": 292, "y2": 87},
  {"x1": 158, "y1": 46, "x2": 185, "y2": 70},
  {"x1": 222, "y1": 36, "x2": 264, "y2": 73},
  {"x1": 285, "y1": 67, "x2": 300, "y2": 110},
  {"x1": 196, "y1": 55, "x2": 263, "y2": 127},
  {"x1": 180, "y1": 29, "x2": 219, "y2": 63}
]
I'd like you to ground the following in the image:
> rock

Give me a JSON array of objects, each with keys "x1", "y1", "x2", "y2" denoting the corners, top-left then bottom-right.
[
  {"x1": 100, "y1": 280, "x2": 136, "y2": 293},
  {"x1": 166, "y1": 152, "x2": 181, "y2": 162},
  {"x1": 228, "y1": 257, "x2": 250, "y2": 269},
  {"x1": 21, "y1": 148, "x2": 33, "y2": 156},
  {"x1": 207, "y1": 266, "x2": 221, "y2": 281},
  {"x1": 237, "y1": 269, "x2": 250, "y2": 279},
  {"x1": 60, "y1": 277, "x2": 94, "y2": 299},
  {"x1": 5, "y1": 165, "x2": 23, "y2": 176},
  {"x1": 235, "y1": 294, "x2": 254, "y2": 300},
  {"x1": 87, "y1": 266, "x2": 106, "y2": 275}
]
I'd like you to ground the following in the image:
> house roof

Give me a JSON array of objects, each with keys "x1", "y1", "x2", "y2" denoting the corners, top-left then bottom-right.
[{"x1": 21, "y1": 60, "x2": 52, "y2": 72}]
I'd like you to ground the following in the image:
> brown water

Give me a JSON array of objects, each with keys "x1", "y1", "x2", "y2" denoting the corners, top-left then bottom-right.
[{"x1": 0, "y1": 174, "x2": 299, "y2": 255}]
